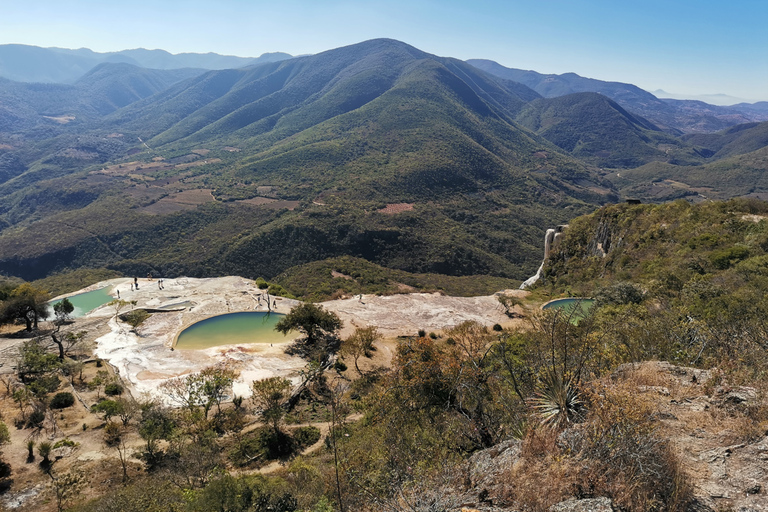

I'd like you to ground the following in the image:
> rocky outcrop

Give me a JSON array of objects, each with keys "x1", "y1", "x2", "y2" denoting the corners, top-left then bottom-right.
[{"x1": 549, "y1": 498, "x2": 615, "y2": 512}]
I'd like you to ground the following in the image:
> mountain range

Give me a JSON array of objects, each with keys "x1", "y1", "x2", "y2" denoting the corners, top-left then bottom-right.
[
  {"x1": 0, "y1": 39, "x2": 766, "y2": 296},
  {"x1": 0, "y1": 44, "x2": 291, "y2": 84}
]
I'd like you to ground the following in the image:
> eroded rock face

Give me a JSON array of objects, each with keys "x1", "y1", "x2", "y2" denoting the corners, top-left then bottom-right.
[
  {"x1": 610, "y1": 361, "x2": 768, "y2": 512},
  {"x1": 449, "y1": 439, "x2": 523, "y2": 511},
  {"x1": 443, "y1": 361, "x2": 767, "y2": 511}
]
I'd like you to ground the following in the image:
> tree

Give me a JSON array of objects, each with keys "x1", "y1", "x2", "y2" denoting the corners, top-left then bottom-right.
[
  {"x1": 52, "y1": 298, "x2": 74, "y2": 325},
  {"x1": 92, "y1": 399, "x2": 123, "y2": 422},
  {"x1": 123, "y1": 309, "x2": 150, "y2": 333},
  {"x1": 498, "y1": 295, "x2": 523, "y2": 317},
  {"x1": 159, "y1": 366, "x2": 238, "y2": 420},
  {"x1": 16, "y1": 338, "x2": 60, "y2": 385},
  {"x1": 0, "y1": 284, "x2": 50, "y2": 331},
  {"x1": 137, "y1": 400, "x2": 175, "y2": 468},
  {"x1": 103, "y1": 422, "x2": 131, "y2": 483},
  {"x1": 108, "y1": 299, "x2": 136, "y2": 322},
  {"x1": 50, "y1": 329, "x2": 86, "y2": 360},
  {"x1": 199, "y1": 366, "x2": 239, "y2": 420},
  {"x1": 251, "y1": 377, "x2": 292, "y2": 435},
  {"x1": 341, "y1": 326, "x2": 381, "y2": 375},
  {"x1": 275, "y1": 303, "x2": 342, "y2": 347}
]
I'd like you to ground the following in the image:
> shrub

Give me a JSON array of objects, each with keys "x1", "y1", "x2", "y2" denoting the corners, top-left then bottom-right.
[
  {"x1": 229, "y1": 427, "x2": 295, "y2": 466},
  {"x1": 492, "y1": 323, "x2": 503, "y2": 331},
  {"x1": 594, "y1": 281, "x2": 644, "y2": 307},
  {"x1": 53, "y1": 438, "x2": 77, "y2": 449},
  {"x1": 50, "y1": 392, "x2": 75, "y2": 409},
  {"x1": 417, "y1": 329, "x2": 426, "y2": 338},
  {"x1": 104, "y1": 383, "x2": 124, "y2": 396},
  {"x1": 103, "y1": 421, "x2": 122, "y2": 446},
  {"x1": 38, "y1": 441, "x2": 52, "y2": 464},
  {"x1": 293, "y1": 426, "x2": 321, "y2": 448},
  {"x1": 334, "y1": 360, "x2": 347, "y2": 373},
  {"x1": 27, "y1": 409, "x2": 45, "y2": 428},
  {"x1": 710, "y1": 246, "x2": 750, "y2": 269}
]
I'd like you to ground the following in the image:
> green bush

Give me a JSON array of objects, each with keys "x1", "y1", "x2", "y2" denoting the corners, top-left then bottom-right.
[
  {"x1": 50, "y1": 392, "x2": 75, "y2": 409},
  {"x1": 293, "y1": 426, "x2": 321, "y2": 448},
  {"x1": 27, "y1": 409, "x2": 45, "y2": 428},
  {"x1": 104, "y1": 383, "x2": 123, "y2": 396},
  {"x1": 710, "y1": 246, "x2": 750, "y2": 270},
  {"x1": 229, "y1": 427, "x2": 295, "y2": 466}
]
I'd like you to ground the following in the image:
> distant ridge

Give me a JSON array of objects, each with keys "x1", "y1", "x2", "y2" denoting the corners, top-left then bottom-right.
[
  {"x1": 468, "y1": 59, "x2": 768, "y2": 134},
  {"x1": 0, "y1": 44, "x2": 293, "y2": 84}
]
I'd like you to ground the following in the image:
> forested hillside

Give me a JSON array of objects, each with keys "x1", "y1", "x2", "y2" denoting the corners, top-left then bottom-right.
[
  {"x1": 0, "y1": 39, "x2": 615, "y2": 285},
  {"x1": 0, "y1": 39, "x2": 767, "y2": 290}
]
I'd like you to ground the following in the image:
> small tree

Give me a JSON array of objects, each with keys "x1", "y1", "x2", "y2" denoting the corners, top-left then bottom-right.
[
  {"x1": 498, "y1": 295, "x2": 523, "y2": 317},
  {"x1": 51, "y1": 329, "x2": 86, "y2": 360},
  {"x1": 0, "y1": 284, "x2": 50, "y2": 331},
  {"x1": 103, "y1": 422, "x2": 130, "y2": 482},
  {"x1": 47, "y1": 467, "x2": 85, "y2": 512},
  {"x1": 137, "y1": 400, "x2": 175, "y2": 468},
  {"x1": 123, "y1": 309, "x2": 150, "y2": 333},
  {"x1": 251, "y1": 377, "x2": 292, "y2": 435},
  {"x1": 115, "y1": 396, "x2": 138, "y2": 427},
  {"x1": 275, "y1": 303, "x2": 342, "y2": 347},
  {"x1": 341, "y1": 326, "x2": 381, "y2": 375},
  {"x1": 16, "y1": 338, "x2": 60, "y2": 384},
  {"x1": 52, "y1": 298, "x2": 74, "y2": 325},
  {"x1": 107, "y1": 299, "x2": 134, "y2": 319},
  {"x1": 200, "y1": 366, "x2": 239, "y2": 419},
  {"x1": 92, "y1": 399, "x2": 123, "y2": 422}
]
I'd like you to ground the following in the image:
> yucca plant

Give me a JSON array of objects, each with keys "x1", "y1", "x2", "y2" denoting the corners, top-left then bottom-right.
[{"x1": 530, "y1": 371, "x2": 584, "y2": 429}]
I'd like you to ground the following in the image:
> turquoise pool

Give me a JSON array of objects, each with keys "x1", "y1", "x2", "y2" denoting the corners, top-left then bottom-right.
[
  {"x1": 542, "y1": 298, "x2": 595, "y2": 319},
  {"x1": 49, "y1": 287, "x2": 115, "y2": 318},
  {"x1": 174, "y1": 311, "x2": 296, "y2": 349}
]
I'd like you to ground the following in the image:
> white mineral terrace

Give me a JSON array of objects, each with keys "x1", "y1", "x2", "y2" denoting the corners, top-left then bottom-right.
[{"x1": 55, "y1": 276, "x2": 521, "y2": 400}]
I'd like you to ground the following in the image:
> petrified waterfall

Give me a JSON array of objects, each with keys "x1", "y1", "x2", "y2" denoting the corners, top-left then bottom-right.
[{"x1": 519, "y1": 228, "x2": 557, "y2": 289}]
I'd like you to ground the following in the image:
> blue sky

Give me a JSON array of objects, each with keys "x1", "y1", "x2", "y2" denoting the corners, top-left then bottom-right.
[{"x1": 2, "y1": 0, "x2": 767, "y2": 103}]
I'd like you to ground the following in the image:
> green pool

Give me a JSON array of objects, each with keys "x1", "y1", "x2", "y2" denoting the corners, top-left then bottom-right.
[
  {"x1": 175, "y1": 312, "x2": 296, "y2": 350},
  {"x1": 542, "y1": 298, "x2": 595, "y2": 320},
  {"x1": 50, "y1": 287, "x2": 115, "y2": 318}
]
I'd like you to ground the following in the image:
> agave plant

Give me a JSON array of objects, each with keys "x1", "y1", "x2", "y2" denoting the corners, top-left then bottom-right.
[{"x1": 530, "y1": 371, "x2": 583, "y2": 429}]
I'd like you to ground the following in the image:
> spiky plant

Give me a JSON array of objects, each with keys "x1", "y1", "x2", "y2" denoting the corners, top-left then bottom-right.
[
  {"x1": 530, "y1": 371, "x2": 583, "y2": 429},
  {"x1": 38, "y1": 441, "x2": 52, "y2": 465}
]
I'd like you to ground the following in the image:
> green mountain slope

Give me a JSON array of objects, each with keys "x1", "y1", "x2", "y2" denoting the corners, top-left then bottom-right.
[
  {"x1": 543, "y1": 198, "x2": 768, "y2": 298},
  {"x1": 514, "y1": 92, "x2": 699, "y2": 168},
  {"x1": 682, "y1": 121, "x2": 768, "y2": 160},
  {"x1": 0, "y1": 39, "x2": 616, "y2": 283},
  {"x1": 607, "y1": 146, "x2": 768, "y2": 201}
]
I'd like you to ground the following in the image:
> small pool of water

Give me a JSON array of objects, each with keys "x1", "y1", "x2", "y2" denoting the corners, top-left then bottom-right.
[
  {"x1": 49, "y1": 287, "x2": 115, "y2": 318},
  {"x1": 174, "y1": 312, "x2": 296, "y2": 350},
  {"x1": 542, "y1": 298, "x2": 595, "y2": 319}
]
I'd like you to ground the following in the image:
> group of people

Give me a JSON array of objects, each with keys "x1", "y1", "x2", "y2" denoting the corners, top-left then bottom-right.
[
  {"x1": 257, "y1": 293, "x2": 278, "y2": 311},
  {"x1": 123, "y1": 275, "x2": 165, "y2": 295}
]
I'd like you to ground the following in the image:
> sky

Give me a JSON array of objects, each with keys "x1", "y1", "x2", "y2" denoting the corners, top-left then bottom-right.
[{"x1": 2, "y1": 0, "x2": 767, "y2": 104}]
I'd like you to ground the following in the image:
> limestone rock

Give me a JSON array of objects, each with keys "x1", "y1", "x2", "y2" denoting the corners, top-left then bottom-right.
[{"x1": 548, "y1": 497, "x2": 614, "y2": 512}]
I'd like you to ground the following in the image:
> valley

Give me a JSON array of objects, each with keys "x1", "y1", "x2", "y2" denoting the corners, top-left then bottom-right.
[{"x1": 1, "y1": 36, "x2": 768, "y2": 512}]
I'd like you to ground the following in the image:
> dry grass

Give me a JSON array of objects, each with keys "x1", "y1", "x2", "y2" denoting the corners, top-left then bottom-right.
[{"x1": 502, "y1": 380, "x2": 693, "y2": 512}]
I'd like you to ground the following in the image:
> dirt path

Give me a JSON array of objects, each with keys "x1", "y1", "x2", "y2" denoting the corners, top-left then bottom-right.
[{"x1": 234, "y1": 413, "x2": 363, "y2": 475}]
